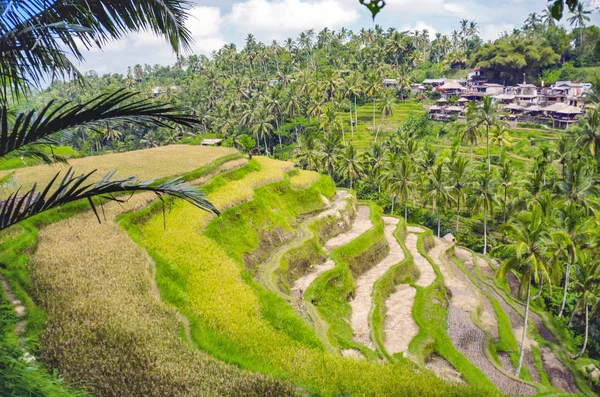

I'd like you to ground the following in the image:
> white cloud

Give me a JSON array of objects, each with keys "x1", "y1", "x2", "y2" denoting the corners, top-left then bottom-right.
[
  {"x1": 227, "y1": 0, "x2": 359, "y2": 39},
  {"x1": 402, "y1": 21, "x2": 437, "y2": 37},
  {"x1": 480, "y1": 23, "x2": 514, "y2": 41}
]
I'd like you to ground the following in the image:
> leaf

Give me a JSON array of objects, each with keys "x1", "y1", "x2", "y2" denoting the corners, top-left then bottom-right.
[
  {"x1": 359, "y1": 0, "x2": 386, "y2": 19},
  {"x1": 0, "y1": 168, "x2": 218, "y2": 232}
]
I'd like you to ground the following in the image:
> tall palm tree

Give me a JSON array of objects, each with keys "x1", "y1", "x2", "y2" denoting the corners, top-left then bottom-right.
[
  {"x1": 569, "y1": 249, "x2": 600, "y2": 359},
  {"x1": 297, "y1": 132, "x2": 321, "y2": 171},
  {"x1": 0, "y1": 0, "x2": 218, "y2": 231},
  {"x1": 375, "y1": 88, "x2": 396, "y2": 142},
  {"x1": 499, "y1": 160, "x2": 515, "y2": 224},
  {"x1": 424, "y1": 163, "x2": 454, "y2": 237},
  {"x1": 365, "y1": 73, "x2": 383, "y2": 133},
  {"x1": 450, "y1": 156, "x2": 470, "y2": 233},
  {"x1": 469, "y1": 170, "x2": 497, "y2": 254},
  {"x1": 362, "y1": 142, "x2": 387, "y2": 192},
  {"x1": 555, "y1": 135, "x2": 574, "y2": 179},
  {"x1": 338, "y1": 143, "x2": 362, "y2": 190},
  {"x1": 321, "y1": 131, "x2": 342, "y2": 177},
  {"x1": 567, "y1": 3, "x2": 591, "y2": 54},
  {"x1": 576, "y1": 109, "x2": 600, "y2": 163},
  {"x1": 384, "y1": 154, "x2": 415, "y2": 220},
  {"x1": 496, "y1": 204, "x2": 551, "y2": 376},
  {"x1": 491, "y1": 125, "x2": 512, "y2": 160},
  {"x1": 459, "y1": 120, "x2": 481, "y2": 165},
  {"x1": 553, "y1": 203, "x2": 597, "y2": 318},
  {"x1": 556, "y1": 160, "x2": 599, "y2": 216},
  {"x1": 251, "y1": 107, "x2": 275, "y2": 155},
  {"x1": 468, "y1": 96, "x2": 504, "y2": 171}
]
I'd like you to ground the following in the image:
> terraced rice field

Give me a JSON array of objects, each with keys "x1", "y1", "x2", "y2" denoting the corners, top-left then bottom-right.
[{"x1": 11, "y1": 145, "x2": 584, "y2": 396}]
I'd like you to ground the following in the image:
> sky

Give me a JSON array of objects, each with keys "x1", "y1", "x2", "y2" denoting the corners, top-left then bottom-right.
[{"x1": 76, "y1": 0, "x2": 600, "y2": 75}]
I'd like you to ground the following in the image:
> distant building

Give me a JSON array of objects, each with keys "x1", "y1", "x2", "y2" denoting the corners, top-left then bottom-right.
[
  {"x1": 410, "y1": 83, "x2": 426, "y2": 95},
  {"x1": 201, "y1": 139, "x2": 223, "y2": 146},
  {"x1": 423, "y1": 78, "x2": 445, "y2": 87},
  {"x1": 382, "y1": 78, "x2": 399, "y2": 89},
  {"x1": 438, "y1": 80, "x2": 466, "y2": 98}
]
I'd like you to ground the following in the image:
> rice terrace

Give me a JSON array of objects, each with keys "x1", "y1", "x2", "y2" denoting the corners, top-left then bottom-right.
[{"x1": 2, "y1": 0, "x2": 600, "y2": 396}]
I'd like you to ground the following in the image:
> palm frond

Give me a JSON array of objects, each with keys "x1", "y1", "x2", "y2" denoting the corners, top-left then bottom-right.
[
  {"x1": 1, "y1": 0, "x2": 193, "y2": 101},
  {"x1": 0, "y1": 89, "x2": 200, "y2": 157},
  {"x1": 0, "y1": 168, "x2": 218, "y2": 232}
]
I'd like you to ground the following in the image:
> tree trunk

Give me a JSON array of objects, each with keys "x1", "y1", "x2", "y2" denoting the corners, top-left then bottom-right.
[
  {"x1": 503, "y1": 186, "x2": 507, "y2": 224},
  {"x1": 558, "y1": 263, "x2": 571, "y2": 318},
  {"x1": 486, "y1": 125, "x2": 490, "y2": 172},
  {"x1": 373, "y1": 96, "x2": 376, "y2": 133},
  {"x1": 533, "y1": 277, "x2": 544, "y2": 300},
  {"x1": 354, "y1": 96, "x2": 357, "y2": 140},
  {"x1": 437, "y1": 204, "x2": 441, "y2": 237},
  {"x1": 572, "y1": 303, "x2": 589, "y2": 359},
  {"x1": 391, "y1": 194, "x2": 396, "y2": 214},
  {"x1": 515, "y1": 278, "x2": 531, "y2": 377},
  {"x1": 405, "y1": 195, "x2": 408, "y2": 222},
  {"x1": 483, "y1": 206, "x2": 487, "y2": 255},
  {"x1": 456, "y1": 195, "x2": 460, "y2": 233},
  {"x1": 263, "y1": 134, "x2": 269, "y2": 156}
]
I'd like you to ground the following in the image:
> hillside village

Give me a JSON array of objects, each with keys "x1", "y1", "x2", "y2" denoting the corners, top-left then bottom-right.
[{"x1": 402, "y1": 68, "x2": 594, "y2": 127}]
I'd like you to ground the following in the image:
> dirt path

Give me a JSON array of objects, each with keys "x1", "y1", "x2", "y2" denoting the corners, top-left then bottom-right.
[
  {"x1": 291, "y1": 260, "x2": 335, "y2": 299},
  {"x1": 0, "y1": 275, "x2": 35, "y2": 362},
  {"x1": 405, "y1": 230, "x2": 436, "y2": 287},
  {"x1": 427, "y1": 239, "x2": 536, "y2": 396},
  {"x1": 350, "y1": 217, "x2": 403, "y2": 349},
  {"x1": 324, "y1": 205, "x2": 372, "y2": 252},
  {"x1": 384, "y1": 284, "x2": 418, "y2": 355}
]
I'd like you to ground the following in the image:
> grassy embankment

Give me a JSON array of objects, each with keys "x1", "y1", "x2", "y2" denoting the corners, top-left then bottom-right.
[
  {"x1": 125, "y1": 157, "x2": 489, "y2": 396},
  {"x1": 305, "y1": 202, "x2": 389, "y2": 358},
  {"x1": 1, "y1": 148, "x2": 301, "y2": 396},
  {"x1": 408, "y1": 228, "x2": 499, "y2": 393}
]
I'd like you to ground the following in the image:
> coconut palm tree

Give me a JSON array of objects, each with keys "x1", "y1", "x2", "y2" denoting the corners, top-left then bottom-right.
[
  {"x1": 496, "y1": 204, "x2": 551, "y2": 376},
  {"x1": 362, "y1": 142, "x2": 387, "y2": 192},
  {"x1": 459, "y1": 115, "x2": 481, "y2": 165},
  {"x1": 450, "y1": 155, "x2": 470, "y2": 233},
  {"x1": 553, "y1": 203, "x2": 597, "y2": 318},
  {"x1": 491, "y1": 125, "x2": 512, "y2": 160},
  {"x1": 541, "y1": 4, "x2": 556, "y2": 28},
  {"x1": 468, "y1": 96, "x2": 505, "y2": 171},
  {"x1": 251, "y1": 107, "x2": 275, "y2": 155},
  {"x1": 576, "y1": 109, "x2": 600, "y2": 162},
  {"x1": 384, "y1": 154, "x2": 415, "y2": 219},
  {"x1": 555, "y1": 135, "x2": 575, "y2": 179},
  {"x1": 365, "y1": 73, "x2": 383, "y2": 132},
  {"x1": 469, "y1": 170, "x2": 497, "y2": 254},
  {"x1": 567, "y1": 3, "x2": 591, "y2": 54},
  {"x1": 569, "y1": 249, "x2": 600, "y2": 359},
  {"x1": 499, "y1": 160, "x2": 515, "y2": 224},
  {"x1": 424, "y1": 163, "x2": 454, "y2": 237},
  {"x1": 375, "y1": 88, "x2": 396, "y2": 142},
  {"x1": 297, "y1": 132, "x2": 321, "y2": 171},
  {"x1": 556, "y1": 160, "x2": 600, "y2": 216},
  {"x1": 321, "y1": 131, "x2": 342, "y2": 177},
  {"x1": 338, "y1": 143, "x2": 362, "y2": 190}
]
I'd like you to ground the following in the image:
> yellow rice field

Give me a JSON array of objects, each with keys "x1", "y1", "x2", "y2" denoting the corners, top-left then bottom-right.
[{"x1": 0, "y1": 145, "x2": 236, "y2": 198}]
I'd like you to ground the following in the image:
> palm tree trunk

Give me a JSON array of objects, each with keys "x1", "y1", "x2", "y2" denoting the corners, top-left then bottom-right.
[
  {"x1": 486, "y1": 125, "x2": 490, "y2": 172},
  {"x1": 572, "y1": 303, "x2": 589, "y2": 359},
  {"x1": 483, "y1": 206, "x2": 487, "y2": 255},
  {"x1": 437, "y1": 204, "x2": 441, "y2": 237},
  {"x1": 558, "y1": 263, "x2": 571, "y2": 318},
  {"x1": 391, "y1": 194, "x2": 396, "y2": 214},
  {"x1": 503, "y1": 186, "x2": 507, "y2": 224},
  {"x1": 263, "y1": 134, "x2": 269, "y2": 156},
  {"x1": 515, "y1": 278, "x2": 531, "y2": 377},
  {"x1": 533, "y1": 277, "x2": 544, "y2": 300},
  {"x1": 456, "y1": 195, "x2": 460, "y2": 233},
  {"x1": 373, "y1": 96, "x2": 376, "y2": 133},
  {"x1": 470, "y1": 144, "x2": 473, "y2": 165},
  {"x1": 405, "y1": 195, "x2": 408, "y2": 222}
]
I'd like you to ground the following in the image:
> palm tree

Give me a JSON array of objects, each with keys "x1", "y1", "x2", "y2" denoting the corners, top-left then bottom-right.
[
  {"x1": 556, "y1": 160, "x2": 599, "y2": 216},
  {"x1": 567, "y1": 3, "x2": 591, "y2": 54},
  {"x1": 499, "y1": 160, "x2": 515, "y2": 224},
  {"x1": 365, "y1": 73, "x2": 383, "y2": 133},
  {"x1": 0, "y1": 1, "x2": 218, "y2": 231},
  {"x1": 375, "y1": 88, "x2": 396, "y2": 142},
  {"x1": 251, "y1": 107, "x2": 275, "y2": 155},
  {"x1": 424, "y1": 163, "x2": 454, "y2": 237},
  {"x1": 297, "y1": 132, "x2": 321, "y2": 171},
  {"x1": 554, "y1": 203, "x2": 597, "y2": 318},
  {"x1": 384, "y1": 154, "x2": 415, "y2": 220},
  {"x1": 576, "y1": 109, "x2": 600, "y2": 162},
  {"x1": 491, "y1": 125, "x2": 512, "y2": 160},
  {"x1": 541, "y1": 4, "x2": 556, "y2": 28},
  {"x1": 468, "y1": 96, "x2": 504, "y2": 171},
  {"x1": 569, "y1": 249, "x2": 600, "y2": 359},
  {"x1": 362, "y1": 142, "x2": 387, "y2": 192},
  {"x1": 338, "y1": 143, "x2": 362, "y2": 190},
  {"x1": 555, "y1": 135, "x2": 574, "y2": 179},
  {"x1": 469, "y1": 170, "x2": 496, "y2": 254},
  {"x1": 321, "y1": 132, "x2": 342, "y2": 177},
  {"x1": 459, "y1": 120, "x2": 481, "y2": 165},
  {"x1": 496, "y1": 204, "x2": 551, "y2": 376},
  {"x1": 450, "y1": 156, "x2": 470, "y2": 233}
]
